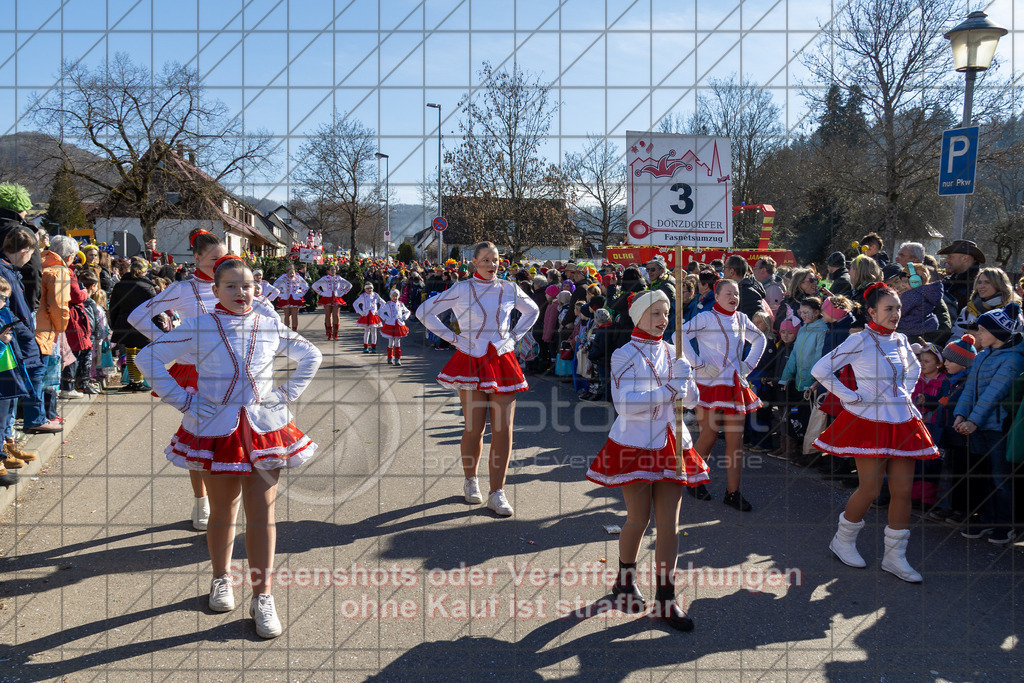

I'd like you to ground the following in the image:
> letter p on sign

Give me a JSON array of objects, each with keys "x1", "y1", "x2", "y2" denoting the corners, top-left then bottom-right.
[{"x1": 938, "y1": 126, "x2": 979, "y2": 197}]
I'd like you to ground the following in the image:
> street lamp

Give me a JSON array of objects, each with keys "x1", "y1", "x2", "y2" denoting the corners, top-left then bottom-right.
[
  {"x1": 426, "y1": 102, "x2": 443, "y2": 262},
  {"x1": 945, "y1": 10, "x2": 1007, "y2": 241},
  {"x1": 375, "y1": 152, "x2": 390, "y2": 259}
]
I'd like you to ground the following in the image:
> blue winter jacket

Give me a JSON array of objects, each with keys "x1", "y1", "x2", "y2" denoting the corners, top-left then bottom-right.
[
  {"x1": 781, "y1": 317, "x2": 827, "y2": 391},
  {"x1": 954, "y1": 337, "x2": 1024, "y2": 432},
  {"x1": 0, "y1": 256, "x2": 41, "y2": 370},
  {"x1": 822, "y1": 313, "x2": 855, "y2": 356},
  {"x1": 0, "y1": 307, "x2": 32, "y2": 400}
]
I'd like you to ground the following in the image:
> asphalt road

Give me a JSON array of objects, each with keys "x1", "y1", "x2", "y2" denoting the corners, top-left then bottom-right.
[{"x1": 1, "y1": 312, "x2": 1021, "y2": 682}]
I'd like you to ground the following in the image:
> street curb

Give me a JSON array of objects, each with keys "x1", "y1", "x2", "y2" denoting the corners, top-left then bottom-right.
[{"x1": 0, "y1": 393, "x2": 98, "y2": 512}]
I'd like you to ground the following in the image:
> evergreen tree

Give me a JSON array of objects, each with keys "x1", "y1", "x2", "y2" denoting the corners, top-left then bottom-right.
[
  {"x1": 448, "y1": 245, "x2": 461, "y2": 262},
  {"x1": 44, "y1": 165, "x2": 88, "y2": 233},
  {"x1": 396, "y1": 241, "x2": 416, "y2": 264}
]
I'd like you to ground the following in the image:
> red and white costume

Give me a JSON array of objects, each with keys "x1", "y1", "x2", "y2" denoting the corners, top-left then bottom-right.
[
  {"x1": 272, "y1": 273, "x2": 309, "y2": 308},
  {"x1": 312, "y1": 274, "x2": 352, "y2": 306},
  {"x1": 127, "y1": 271, "x2": 279, "y2": 391},
  {"x1": 353, "y1": 291, "x2": 385, "y2": 327},
  {"x1": 380, "y1": 300, "x2": 411, "y2": 338},
  {"x1": 136, "y1": 304, "x2": 323, "y2": 474},
  {"x1": 417, "y1": 272, "x2": 540, "y2": 393},
  {"x1": 679, "y1": 304, "x2": 766, "y2": 414},
  {"x1": 256, "y1": 280, "x2": 281, "y2": 304},
  {"x1": 587, "y1": 330, "x2": 711, "y2": 487},
  {"x1": 811, "y1": 323, "x2": 939, "y2": 459}
]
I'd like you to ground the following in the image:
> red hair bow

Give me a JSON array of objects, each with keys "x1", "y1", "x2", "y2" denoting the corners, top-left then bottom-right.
[
  {"x1": 863, "y1": 282, "x2": 893, "y2": 299},
  {"x1": 189, "y1": 230, "x2": 212, "y2": 248},
  {"x1": 213, "y1": 254, "x2": 243, "y2": 271}
]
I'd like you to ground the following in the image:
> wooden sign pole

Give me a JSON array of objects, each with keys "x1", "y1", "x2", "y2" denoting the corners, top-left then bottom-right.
[{"x1": 674, "y1": 245, "x2": 684, "y2": 477}]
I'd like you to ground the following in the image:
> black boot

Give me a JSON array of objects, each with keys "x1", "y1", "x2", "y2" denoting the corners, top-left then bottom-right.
[
  {"x1": 686, "y1": 484, "x2": 713, "y2": 501},
  {"x1": 654, "y1": 575, "x2": 693, "y2": 631},
  {"x1": 611, "y1": 560, "x2": 645, "y2": 613}
]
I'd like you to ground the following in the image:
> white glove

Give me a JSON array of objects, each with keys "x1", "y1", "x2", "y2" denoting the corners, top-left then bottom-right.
[
  {"x1": 667, "y1": 376, "x2": 689, "y2": 395},
  {"x1": 262, "y1": 388, "x2": 288, "y2": 408},
  {"x1": 671, "y1": 358, "x2": 691, "y2": 380}
]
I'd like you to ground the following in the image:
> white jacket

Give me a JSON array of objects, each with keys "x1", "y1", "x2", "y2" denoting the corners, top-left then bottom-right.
[
  {"x1": 679, "y1": 308, "x2": 766, "y2": 386},
  {"x1": 127, "y1": 275, "x2": 279, "y2": 365},
  {"x1": 609, "y1": 334, "x2": 698, "y2": 450},
  {"x1": 272, "y1": 274, "x2": 309, "y2": 300},
  {"x1": 416, "y1": 276, "x2": 540, "y2": 357},
  {"x1": 136, "y1": 306, "x2": 323, "y2": 437},
  {"x1": 353, "y1": 292, "x2": 385, "y2": 316},
  {"x1": 811, "y1": 327, "x2": 922, "y2": 424},
  {"x1": 312, "y1": 275, "x2": 352, "y2": 299},
  {"x1": 379, "y1": 300, "x2": 410, "y2": 327},
  {"x1": 257, "y1": 281, "x2": 281, "y2": 302}
]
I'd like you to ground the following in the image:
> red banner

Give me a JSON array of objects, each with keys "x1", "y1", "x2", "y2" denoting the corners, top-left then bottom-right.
[{"x1": 606, "y1": 246, "x2": 797, "y2": 269}]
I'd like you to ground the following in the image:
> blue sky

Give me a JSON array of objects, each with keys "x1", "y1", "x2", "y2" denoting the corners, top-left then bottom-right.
[{"x1": 2, "y1": 0, "x2": 1022, "y2": 208}]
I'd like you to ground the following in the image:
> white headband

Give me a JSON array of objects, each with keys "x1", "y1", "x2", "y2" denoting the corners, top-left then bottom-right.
[{"x1": 629, "y1": 289, "x2": 670, "y2": 323}]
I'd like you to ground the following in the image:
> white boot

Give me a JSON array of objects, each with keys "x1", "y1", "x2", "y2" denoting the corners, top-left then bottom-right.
[
  {"x1": 880, "y1": 526, "x2": 922, "y2": 583},
  {"x1": 829, "y1": 512, "x2": 867, "y2": 568},
  {"x1": 192, "y1": 496, "x2": 210, "y2": 531}
]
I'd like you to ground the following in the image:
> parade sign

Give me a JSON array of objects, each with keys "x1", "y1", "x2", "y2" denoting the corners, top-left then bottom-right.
[
  {"x1": 626, "y1": 132, "x2": 733, "y2": 247},
  {"x1": 298, "y1": 247, "x2": 320, "y2": 263}
]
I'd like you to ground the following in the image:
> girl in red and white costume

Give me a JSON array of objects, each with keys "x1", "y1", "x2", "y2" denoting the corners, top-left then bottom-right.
[
  {"x1": 679, "y1": 279, "x2": 766, "y2": 511},
  {"x1": 311, "y1": 265, "x2": 352, "y2": 340},
  {"x1": 128, "y1": 229, "x2": 278, "y2": 531},
  {"x1": 253, "y1": 269, "x2": 280, "y2": 306},
  {"x1": 353, "y1": 283, "x2": 385, "y2": 353},
  {"x1": 380, "y1": 288, "x2": 410, "y2": 365},
  {"x1": 137, "y1": 255, "x2": 322, "y2": 638},
  {"x1": 272, "y1": 264, "x2": 309, "y2": 331},
  {"x1": 586, "y1": 290, "x2": 709, "y2": 631},
  {"x1": 416, "y1": 242, "x2": 539, "y2": 517},
  {"x1": 812, "y1": 283, "x2": 938, "y2": 583}
]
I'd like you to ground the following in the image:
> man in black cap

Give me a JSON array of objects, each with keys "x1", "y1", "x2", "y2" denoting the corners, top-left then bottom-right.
[
  {"x1": 824, "y1": 252, "x2": 852, "y2": 296},
  {"x1": 938, "y1": 239, "x2": 985, "y2": 312}
]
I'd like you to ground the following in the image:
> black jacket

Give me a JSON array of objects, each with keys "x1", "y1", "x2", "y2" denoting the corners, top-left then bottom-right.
[
  {"x1": 943, "y1": 263, "x2": 980, "y2": 313},
  {"x1": 736, "y1": 275, "x2": 767, "y2": 319},
  {"x1": 109, "y1": 274, "x2": 157, "y2": 348},
  {"x1": 827, "y1": 267, "x2": 853, "y2": 296},
  {"x1": 0, "y1": 208, "x2": 42, "y2": 312}
]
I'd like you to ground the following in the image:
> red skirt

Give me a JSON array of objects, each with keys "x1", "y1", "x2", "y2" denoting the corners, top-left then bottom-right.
[
  {"x1": 277, "y1": 296, "x2": 305, "y2": 308},
  {"x1": 697, "y1": 374, "x2": 761, "y2": 414},
  {"x1": 150, "y1": 363, "x2": 198, "y2": 398},
  {"x1": 318, "y1": 295, "x2": 345, "y2": 306},
  {"x1": 357, "y1": 313, "x2": 382, "y2": 327},
  {"x1": 380, "y1": 323, "x2": 409, "y2": 338},
  {"x1": 587, "y1": 427, "x2": 710, "y2": 487},
  {"x1": 438, "y1": 345, "x2": 527, "y2": 394},
  {"x1": 813, "y1": 411, "x2": 939, "y2": 459},
  {"x1": 165, "y1": 411, "x2": 317, "y2": 475}
]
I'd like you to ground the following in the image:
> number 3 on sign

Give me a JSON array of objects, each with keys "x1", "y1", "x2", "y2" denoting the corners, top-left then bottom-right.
[{"x1": 670, "y1": 183, "x2": 693, "y2": 215}]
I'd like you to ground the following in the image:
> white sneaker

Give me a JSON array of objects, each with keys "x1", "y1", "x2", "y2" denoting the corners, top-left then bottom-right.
[
  {"x1": 486, "y1": 489, "x2": 514, "y2": 517},
  {"x1": 464, "y1": 478, "x2": 483, "y2": 504},
  {"x1": 250, "y1": 593, "x2": 283, "y2": 638},
  {"x1": 59, "y1": 389, "x2": 84, "y2": 399},
  {"x1": 208, "y1": 575, "x2": 235, "y2": 612},
  {"x1": 192, "y1": 496, "x2": 209, "y2": 531}
]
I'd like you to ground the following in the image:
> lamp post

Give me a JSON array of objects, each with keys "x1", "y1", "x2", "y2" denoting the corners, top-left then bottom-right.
[
  {"x1": 945, "y1": 10, "x2": 1007, "y2": 241},
  {"x1": 375, "y1": 152, "x2": 389, "y2": 259},
  {"x1": 426, "y1": 102, "x2": 443, "y2": 262}
]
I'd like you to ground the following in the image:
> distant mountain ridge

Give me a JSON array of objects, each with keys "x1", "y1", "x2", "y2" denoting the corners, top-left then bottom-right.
[{"x1": 0, "y1": 131, "x2": 113, "y2": 203}]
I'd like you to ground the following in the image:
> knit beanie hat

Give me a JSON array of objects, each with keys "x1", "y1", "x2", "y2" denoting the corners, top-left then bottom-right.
[
  {"x1": 779, "y1": 311, "x2": 801, "y2": 334},
  {"x1": 0, "y1": 183, "x2": 32, "y2": 213},
  {"x1": 821, "y1": 297, "x2": 842, "y2": 320},
  {"x1": 942, "y1": 334, "x2": 977, "y2": 368},
  {"x1": 544, "y1": 284, "x2": 560, "y2": 297},
  {"x1": 628, "y1": 289, "x2": 670, "y2": 323},
  {"x1": 826, "y1": 251, "x2": 846, "y2": 268},
  {"x1": 977, "y1": 302, "x2": 1024, "y2": 343}
]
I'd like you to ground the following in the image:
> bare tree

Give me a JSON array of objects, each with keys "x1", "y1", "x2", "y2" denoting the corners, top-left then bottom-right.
[
  {"x1": 444, "y1": 62, "x2": 574, "y2": 261},
  {"x1": 800, "y1": 0, "x2": 1005, "y2": 247},
  {"x1": 563, "y1": 134, "x2": 626, "y2": 252},
  {"x1": 293, "y1": 112, "x2": 380, "y2": 259},
  {"x1": 29, "y1": 53, "x2": 276, "y2": 241}
]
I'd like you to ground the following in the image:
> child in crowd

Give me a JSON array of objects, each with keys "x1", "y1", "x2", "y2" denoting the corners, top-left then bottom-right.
[
  {"x1": 896, "y1": 263, "x2": 941, "y2": 337},
  {"x1": 540, "y1": 285, "x2": 561, "y2": 373},
  {"x1": 581, "y1": 308, "x2": 615, "y2": 403},
  {"x1": 822, "y1": 296, "x2": 856, "y2": 355},
  {"x1": 780, "y1": 297, "x2": 827, "y2": 466},
  {"x1": 137, "y1": 256, "x2": 322, "y2": 638},
  {"x1": 767, "y1": 316, "x2": 800, "y2": 458},
  {"x1": 927, "y1": 335, "x2": 976, "y2": 526},
  {"x1": 88, "y1": 287, "x2": 116, "y2": 389},
  {"x1": 695, "y1": 271, "x2": 717, "y2": 314},
  {"x1": 76, "y1": 269, "x2": 103, "y2": 395},
  {"x1": 910, "y1": 343, "x2": 947, "y2": 508},
  {"x1": 0, "y1": 276, "x2": 37, "y2": 474},
  {"x1": 745, "y1": 311, "x2": 777, "y2": 452},
  {"x1": 953, "y1": 303, "x2": 1024, "y2": 544}
]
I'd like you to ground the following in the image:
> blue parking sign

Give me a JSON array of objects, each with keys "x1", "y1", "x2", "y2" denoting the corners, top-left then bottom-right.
[{"x1": 938, "y1": 126, "x2": 979, "y2": 196}]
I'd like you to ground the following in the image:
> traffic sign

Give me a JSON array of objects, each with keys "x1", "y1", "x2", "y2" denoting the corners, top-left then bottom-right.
[
  {"x1": 384, "y1": 231, "x2": 391, "y2": 238},
  {"x1": 432, "y1": 216, "x2": 447, "y2": 232},
  {"x1": 939, "y1": 126, "x2": 979, "y2": 196}
]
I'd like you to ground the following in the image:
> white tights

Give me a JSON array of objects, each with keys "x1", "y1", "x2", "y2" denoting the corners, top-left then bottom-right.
[{"x1": 364, "y1": 327, "x2": 378, "y2": 346}]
